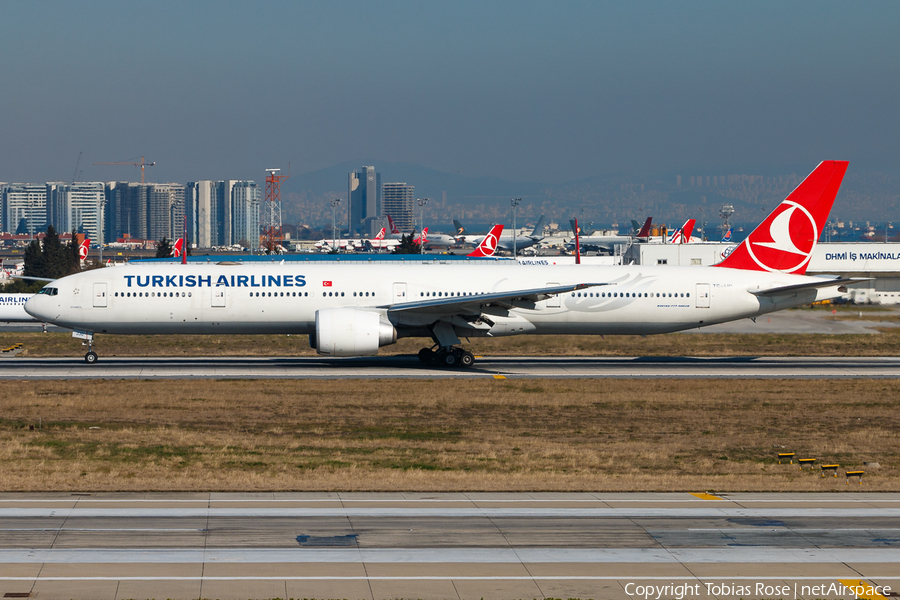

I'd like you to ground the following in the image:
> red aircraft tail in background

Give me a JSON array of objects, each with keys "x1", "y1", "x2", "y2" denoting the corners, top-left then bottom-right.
[
  {"x1": 467, "y1": 224, "x2": 504, "y2": 257},
  {"x1": 636, "y1": 217, "x2": 653, "y2": 238}
]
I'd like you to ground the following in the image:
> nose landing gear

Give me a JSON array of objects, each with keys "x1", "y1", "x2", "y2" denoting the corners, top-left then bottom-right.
[
  {"x1": 75, "y1": 330, "x2": 98, "y2": 364},
  {"x1": 417, "y1": 346, "x2": 475, "y2": 368}
]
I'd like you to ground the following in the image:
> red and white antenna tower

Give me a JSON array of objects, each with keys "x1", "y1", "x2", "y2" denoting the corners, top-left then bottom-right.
[{"x1": 261, "y1": 167, "x2": 289, "y2": 253}]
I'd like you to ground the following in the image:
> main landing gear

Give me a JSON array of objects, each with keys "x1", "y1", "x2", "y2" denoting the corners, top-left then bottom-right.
[{"x1": 418, "y1": 346, "x2": 475, "y2": 368}]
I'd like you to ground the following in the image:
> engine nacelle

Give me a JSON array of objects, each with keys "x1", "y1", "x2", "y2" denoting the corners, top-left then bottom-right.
[{"x1": 314, "y1": 308, "x2": 397, "y2": 356}]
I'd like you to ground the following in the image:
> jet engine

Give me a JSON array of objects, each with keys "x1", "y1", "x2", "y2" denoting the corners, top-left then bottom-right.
[{"x1": 314, "y1": 308, "x2": 397, "y2": 356}]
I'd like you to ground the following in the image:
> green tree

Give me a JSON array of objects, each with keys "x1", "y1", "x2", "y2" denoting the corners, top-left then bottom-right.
[
  {"x1": 23, "y1": 239, "x2": 45, "y2": 278},
  {"x1": 22, "y1": 226, "x2": 78, "y2": 280},
  {"x1": 68, "y1": 231, "x2": 84, "y2": 273},
  {"x1": 391, "y1": 233, "x2": 421, "y2": 255},
  {"x1": 156, "y1": 237, "x2": 173, "y2": 258}
]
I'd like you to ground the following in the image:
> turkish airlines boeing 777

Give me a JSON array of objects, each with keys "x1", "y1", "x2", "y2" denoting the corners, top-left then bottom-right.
[{"x1": 26, "y1": 161, "x2": 857, "y2": 367}]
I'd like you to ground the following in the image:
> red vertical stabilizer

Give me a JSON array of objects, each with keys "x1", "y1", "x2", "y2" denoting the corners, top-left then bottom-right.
[{"x1": 715, "y1": 161, "x2": 848, "y2": 274}]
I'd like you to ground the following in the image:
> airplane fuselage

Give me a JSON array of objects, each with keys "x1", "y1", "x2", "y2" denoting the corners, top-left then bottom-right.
[
  {"x1": 0, "y1": 294, "x2": 37, "y2": 322},
  {"x1": 25, "y1": 261, "x2": 838, "y2": 339}
]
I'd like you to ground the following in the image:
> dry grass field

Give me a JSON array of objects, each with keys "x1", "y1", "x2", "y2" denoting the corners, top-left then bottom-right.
[{"x1": 1, "y1": 378, "x2": 896, "y2": 492}]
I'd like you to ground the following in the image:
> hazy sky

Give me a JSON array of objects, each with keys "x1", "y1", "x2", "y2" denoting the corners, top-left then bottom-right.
[{"x1": 2, "y1": 1, "x2": 898, "y2": 185}]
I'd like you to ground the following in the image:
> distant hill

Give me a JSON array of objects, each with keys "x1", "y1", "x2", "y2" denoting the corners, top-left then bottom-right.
[
  {"x1": 282, "y1": 161, "x2": 545, "y2": 204},
  {"x1": 280, "y1": 161, "x2": 900, "y2": 230}
]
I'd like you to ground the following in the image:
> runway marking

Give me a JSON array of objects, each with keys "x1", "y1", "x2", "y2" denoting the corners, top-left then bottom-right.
[{"x1": 690, "y1": 492, "x2": 725, "y2": 500}]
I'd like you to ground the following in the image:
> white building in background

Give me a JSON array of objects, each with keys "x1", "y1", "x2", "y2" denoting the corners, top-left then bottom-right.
[
  {"x1": 47, "y1": 182, "x2": 106, "y2": 242},
  {"x1": 382, "y1": 182, "x2": 414, "y2": 233},
  {"x1": 2, "y1": 183, "x2": 47, "y2": 235},
  {"x1": 147, "y1": 183, "x2": 185, "y2": 242},
  {"x1": 231, "y1": 180, "x2": 260, "y2": 249},
  {"x1": 186, "y1": 180, "x2": 217, "y2": 248},
  {"x1": 185, "y1": 180, "x2": 259, "y2": 248}
]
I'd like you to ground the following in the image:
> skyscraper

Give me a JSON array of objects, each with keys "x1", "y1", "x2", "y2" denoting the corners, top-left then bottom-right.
[
  {"x1": 382, "y1": 182, "x2": 414, "y2": 233},
  {"x1": 2, "y1": 183, "x2": 47, "y2": 235},
  {"x1": 185, "y1": 180, "x2": 259, "y2": 248},
  {"x1": 46, "y1": 182, "x2": 105, "y2": 242},
  {"x1": 231, "y1": 181, "x2": 260, "y2": 249},
  {"x1": 185, "y1": 181, "x2": 218, "y2": 248},
  {"x1": 349, "y1": 166, "x2": 381, "y2": 235}
]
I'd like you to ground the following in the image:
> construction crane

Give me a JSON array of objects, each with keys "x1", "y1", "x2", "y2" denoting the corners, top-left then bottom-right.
[{"x1": 93, "y1": 156, "x2": 156, "y2": 184}]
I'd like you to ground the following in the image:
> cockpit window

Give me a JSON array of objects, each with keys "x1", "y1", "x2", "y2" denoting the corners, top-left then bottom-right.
[{"x1": 38, "y1": 287, "x2": 58, "y2": 296}]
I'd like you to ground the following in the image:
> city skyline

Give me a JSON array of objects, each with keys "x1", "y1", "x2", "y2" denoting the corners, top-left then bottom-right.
[{"x1": 1, "y1": 1, "x2": 897, "y2": 187}]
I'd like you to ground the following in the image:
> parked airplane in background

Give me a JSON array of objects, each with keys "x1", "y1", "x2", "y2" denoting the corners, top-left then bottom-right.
[
  {"x1": 78, "y1": 238, "x2": 91, "y2": 261},
  {"x1": 721, "y1": 228, "x2": 733, "y2": 243},
  {"x1": 467, "y1": 224, "x2": 504, "y2": 257},
  {"x1": 459, "y1": 216, "x2": 546, "y2": 253},
  {"x1": 170, "y1": 238, "x2": 184, "y2": 258},
  {"x1": 0, "y1": 261, "x2": 24, "y2": 282},
  {"x1": 565, "y1": 217, "x2": 652, "y2": 253},
  {"x1": 0, "y1": 294, "x2": 37, "y2": 322},
  {"x1": 26, "y1": 161, "x2": 858, "y2": 368},
  {"x1": 668, "y1": 219, "x2": 697, "y2": 244}
]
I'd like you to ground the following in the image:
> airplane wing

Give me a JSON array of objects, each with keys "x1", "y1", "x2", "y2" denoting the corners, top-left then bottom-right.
[
  {"x1": 749, "y1": 278, "x2": 869, "y2": 297},
  {"x1": 382, "y1": 282, "x2": 609, "y2": 315},
  {"x1": 12, "y1": 275, "x2": 55, "y2": 282}
]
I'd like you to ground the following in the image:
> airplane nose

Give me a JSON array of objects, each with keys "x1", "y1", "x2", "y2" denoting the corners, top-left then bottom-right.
[{"x1": 24, "y1": 295, "x2": 52, "y2": 321}]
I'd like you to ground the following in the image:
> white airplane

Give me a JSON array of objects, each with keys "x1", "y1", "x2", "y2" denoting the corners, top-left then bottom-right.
[
  {"x1": 565, "y1": 217, "x2": 653, "y2": 253},
  {"x1": 459, "y1": 216, "x2": 547, "y2": 253},
  {"x1": 0, "y1": 294, "x2": 37, "y2": 322},
  {"x1": 26, "y1": 161, "x2": 859, "y2": 367},
  {"x1": 467, "y1": 224, "x2": 505, "y2": 257},
  {"x1": 668, "y1": 219, "x2": 696, "y2": 244}
]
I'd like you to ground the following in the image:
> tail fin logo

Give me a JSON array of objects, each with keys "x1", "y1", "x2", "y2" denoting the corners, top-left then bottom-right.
[
  {"x1": 745, "y1": 201, "x2": 817, "y2": 273},
  {"x1": 467, "y1": 224, "x2": 503, "y2": 257},
  {"x1": 387, "y1": 215, "x2": 400, "y2": 234},
  {"x1": 78, "y1": 239, "x2": 90, "y2": 260}
]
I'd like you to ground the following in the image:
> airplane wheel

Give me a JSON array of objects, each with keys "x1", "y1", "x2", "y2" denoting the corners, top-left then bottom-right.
[
  {"x1": 459, "y1": 351, "x2": 475, "y2": 368},
  {"x1": 84, "y1": 351, "x2": 99, "y2": 364},
  {"x1": 418, "y1": 348, "x2": 433, "y2": 364},
  {"x1": 428, "y1": 350, "x2": 444, "y2": 366},
  {"x1": 442, "y1": 352, "x2": 457, "y2": 367}
]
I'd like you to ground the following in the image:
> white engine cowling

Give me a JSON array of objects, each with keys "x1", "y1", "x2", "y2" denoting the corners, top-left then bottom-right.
[{"x1": 314, "y1": 308, "x2": 397, "y2": 356}]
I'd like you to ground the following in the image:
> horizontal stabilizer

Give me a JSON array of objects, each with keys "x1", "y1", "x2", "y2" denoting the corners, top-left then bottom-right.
[
  {"x1": 749, "y1": 277, "x2": 870, "y2": 297},
  {"x1": 12, "y1": 275, "x2": 55, "y2": 282}
]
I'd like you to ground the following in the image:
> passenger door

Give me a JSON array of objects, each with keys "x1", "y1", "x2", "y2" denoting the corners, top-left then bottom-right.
[
  {"x1": 92, "y1": 282, "x2": 107, "y2": 308},
  {"x1": 392, "y1": 282, "x2": 407, "y2": 305},
  {"x1": 212, "y1": 288, "x2": 226, "y2": 308},
  {"x1": 546, "y1": 282, "x2": 560, "y2": 308},
  {"x1": 696, "y1": 283, "x2": 710, "y2": 308}
]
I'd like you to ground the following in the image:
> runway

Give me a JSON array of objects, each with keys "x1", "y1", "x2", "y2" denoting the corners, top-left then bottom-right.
[
  {"x1": 0, "y1": 492, "x2": 897, "y2": 600},
  {"x1": 2, "y1": 355, "x2": 900, "y2": 379}
]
